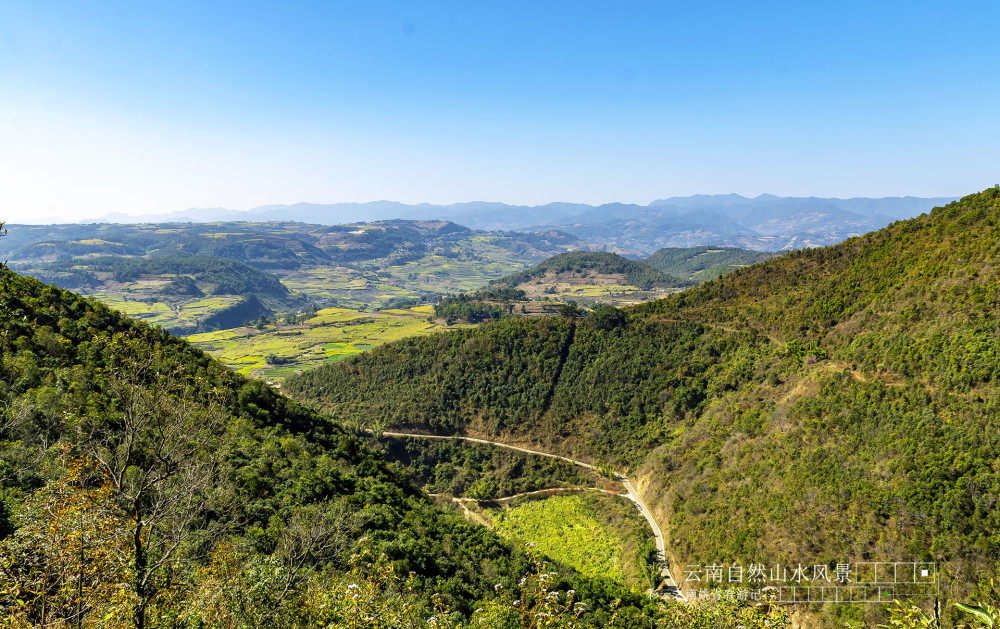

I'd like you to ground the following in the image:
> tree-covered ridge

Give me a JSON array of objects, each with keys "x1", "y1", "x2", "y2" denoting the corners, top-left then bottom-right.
[
  {"x1": 641, "y1": 246, "x2": 778, "y2": 283},
  {"x1": 491, "y1": 251, "x2": 687, "y2": 290},
  {"x1": 286, "y1": 188, "x2": 1000, "y2": 623},
  {"x1": 432, "y1": 287, "x2": 528, "y2": 323},
  {"x1": 285, "y1": 315, "x2": 762, "y2": 459},
  {"x1": 33, "y1": 254, "x2": 290, "y2": 297},
  {"x1": 286, "y1": 317, "x2": 576, "y2": 434},
  {"x1": 0, "y1": 268, "x2": 681, "y2": 627},
  {"x1": 635, "y1": 188, "x2": 1000, "y2": 334}
]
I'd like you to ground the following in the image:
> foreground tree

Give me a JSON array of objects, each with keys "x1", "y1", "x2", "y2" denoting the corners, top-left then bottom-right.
[{"x1": 81, "y1": 333, "x2": 228, "y2": 629}]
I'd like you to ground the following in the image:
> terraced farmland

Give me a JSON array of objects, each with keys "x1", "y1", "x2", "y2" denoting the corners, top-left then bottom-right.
[
  {"x1": 186, "y1": 305, "x2": 459, "y2": 382},
  {"x1": 96, "y1": 294, "x2": 243, "y2": 330}
]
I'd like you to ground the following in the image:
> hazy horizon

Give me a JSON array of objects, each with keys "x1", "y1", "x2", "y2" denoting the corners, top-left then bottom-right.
[{"x1": 4, "y1": 192, "x2": 965, "y2": 227}]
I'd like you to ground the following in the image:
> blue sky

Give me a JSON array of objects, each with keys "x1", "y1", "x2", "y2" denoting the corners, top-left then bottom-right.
[{"x1": 1, "y1": 1, "x2": 998, "y2": 220}]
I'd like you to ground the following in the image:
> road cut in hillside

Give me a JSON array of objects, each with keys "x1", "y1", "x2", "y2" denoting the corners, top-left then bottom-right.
[{"x1": 380, "y1": 430, "x2": 686, "y2": 600}]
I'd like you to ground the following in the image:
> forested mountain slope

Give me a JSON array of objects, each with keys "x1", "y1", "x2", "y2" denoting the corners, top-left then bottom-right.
[
  {"x1": 0, "y1": 267, "x2": 675, "y2": 627},
  {"x1": 286, "y1": 188, "x2": 1000, "y2": 618},
  {"x1": 492, "y1": 251, "x2": 686, "y2": 291},
  {"x1": 641, "y1": 246, "x2": 778, "y2": 283}
]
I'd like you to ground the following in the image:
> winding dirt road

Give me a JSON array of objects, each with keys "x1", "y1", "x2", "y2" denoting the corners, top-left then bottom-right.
[{"x1": 380, "y1": 431, "x2": 685, "y2": 600}]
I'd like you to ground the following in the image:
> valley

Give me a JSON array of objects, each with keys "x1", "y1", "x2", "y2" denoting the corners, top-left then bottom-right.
[
  {"x1": 3, "y1": 220, "x2": 761, "y2": 383},
  {"x1": 0, "y1": 220, "x2": 592, "y2": 333},
  {"x1": 4, "y1": 190, "x2": 999, "y2": 628},
  {"x1": 377, "y1": 430, "x2": 684, "y2": 598},
  {"x1": 283, "y1": 189, "x2": 1000, "y2": 627}
]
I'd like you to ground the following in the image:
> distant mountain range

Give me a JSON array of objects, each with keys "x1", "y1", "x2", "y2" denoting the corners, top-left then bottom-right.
[{"x1": 91, "y1": 194, "x2": 957, "y2": 254}]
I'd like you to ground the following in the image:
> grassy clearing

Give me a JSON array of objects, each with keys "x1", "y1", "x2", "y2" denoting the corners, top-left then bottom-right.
[
  {"x1": 487, "y1": 495, "x2": 630, "y2": 584},
  {"x1": 70, "y1": 238, "x2": 121, "y2": 246},
  {"x1": 186, "y1": 305, "x2": 458, "y2": 382}
]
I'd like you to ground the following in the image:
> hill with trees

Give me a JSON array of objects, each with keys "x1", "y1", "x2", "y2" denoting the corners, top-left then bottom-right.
[
  {"x1": 491, "y1": 251, "x2": 686, "y2": 292},
  {"x1": 641, "y1": 246, "x2": 778, "y2": 283},
  {"x1": 0, "y1": 263, "x2": 637, "y2": 626},
  {"x1": 19, "y1": 255, "x2": 299, "y2": 335},
  {"x1": 429, "y1": 252, "x2": 687, "y2": 323},
  {"x1": 284, "y1": 187, "x2": 1000, "y2": 626},
  {"x1": 33, "y1": 255, "x2": 290, "y2": 297}
]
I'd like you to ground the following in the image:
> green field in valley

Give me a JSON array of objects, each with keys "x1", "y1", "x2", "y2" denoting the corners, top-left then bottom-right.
[
  {"x1": 96, "y1": 293, "x2": 243, "y2": 329},
  {"x1": 487, "y1": 493, "x2": 654, "y2": 587},
  {"x1": 186, "y1": 305, "x2": 459, "y2": 382}
]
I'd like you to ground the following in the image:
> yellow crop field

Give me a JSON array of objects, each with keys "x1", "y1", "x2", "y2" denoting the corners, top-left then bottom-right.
[{"x1": 186, "y1": 305, "x2": 460, "y2": 383}]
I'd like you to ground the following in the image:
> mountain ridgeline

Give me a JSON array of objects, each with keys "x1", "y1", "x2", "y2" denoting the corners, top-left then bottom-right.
[
  {"x1": 285, "y1": 188, "x2": 1000, "y2": 619},
  {"x1": 91, "y1": 194, "x2": 956, "y2": 254}
]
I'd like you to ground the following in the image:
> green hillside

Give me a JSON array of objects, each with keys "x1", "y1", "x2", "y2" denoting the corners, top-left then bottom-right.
[
  {"x1": 285, "y1": 188, "x2": 1000, "y2": 625},
  {"x1": 21, "y1": 254, "x2": 302, "y2": 335},
  {"x1": 0, "y1": 265, "x2": 681, "y2": 627},
  {"x1": 642, "y1": 246, "x2": 778, "y2": 283},
  {"x1": 0, "y1": 256, "x2": 804, "y2": 628},
  {"x1": 492, "y1": 251, "x2": 686, "y2": 291},
  {"x1": 23, "y1": 254, "x2": 290, "y2": 297}
]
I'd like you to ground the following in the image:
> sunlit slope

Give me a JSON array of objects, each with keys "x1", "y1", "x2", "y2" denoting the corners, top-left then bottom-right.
[
  {"x1": 480, "y1": 251, "x2": 688, "y2": 308},
  {"x1": 637, "y1": 187, "x2": 1000, "y2": 338},
  {"x1": 641, "y1": 246, "x2": 778, "y2": 283},
  {"x1": 286, "y1": 188, "x2": 1000, "y2": 596}
]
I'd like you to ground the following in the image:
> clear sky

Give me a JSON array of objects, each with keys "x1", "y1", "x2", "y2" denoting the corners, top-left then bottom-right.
[{"x1": 1, "y1": 1, "x2": 997, "y2": 221}]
